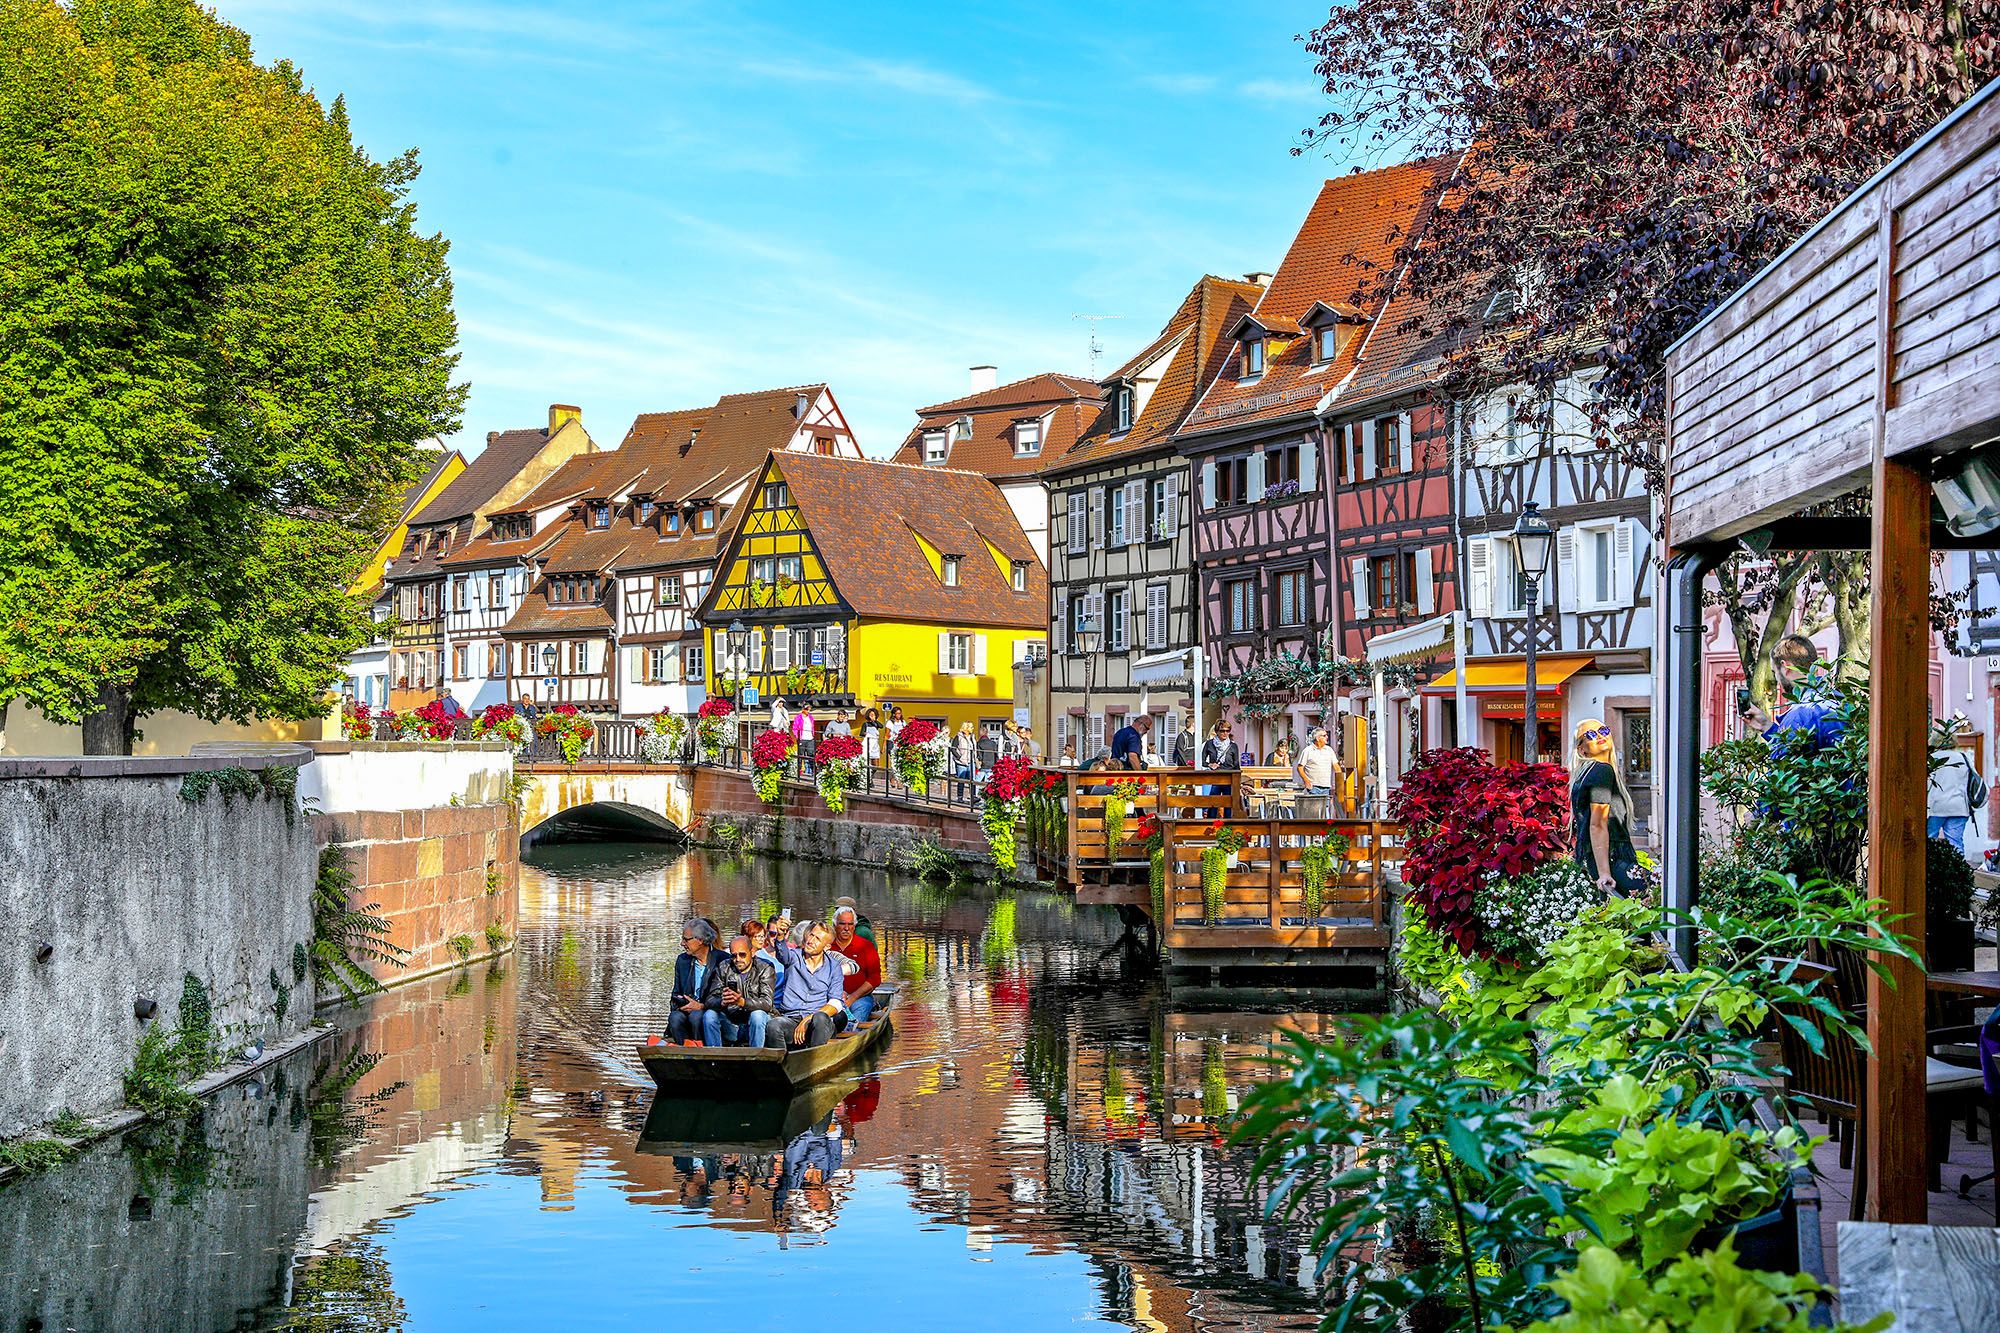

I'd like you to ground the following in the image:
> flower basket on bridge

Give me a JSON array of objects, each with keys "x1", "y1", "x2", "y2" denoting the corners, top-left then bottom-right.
[
  {"x1": 893, "y1": 719, "x2": 944, "y2": 796},
  {"x1": 695, "y1": 696, "x2": 734, "y2": 758},
  {"x1": 750, "y1": 728, "x2": 795, "y2": 805},
  {"x1": 978, "y1": 756, "x2": 1036, "y2": 872},
  {"x1": 536, "y1": 704, "x2": 595, "y2": 765},
  {"x1": 472, "y1": 704, "x2": 527, "y2": 748},
  {"x1": 814, "y1": 732, "x2": 863, "y2": 812},
  {"x1": 340, "y1": 702, "x2": 376, "y2": 742},
  {"x1": 637, "y1": 711, "x2": 686, "y2": 763}
]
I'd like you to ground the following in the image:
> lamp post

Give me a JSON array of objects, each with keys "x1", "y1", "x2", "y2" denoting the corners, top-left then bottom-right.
[
  {"x1": 1511, "y1": 501, "x2": 1557, "y2": 764},
  {"x1": 727, "y1": 618, "x2": 748, "y2": 700},
  {"x1": 1076, "y1": 624, "x2": 1102, "y2": 758}
]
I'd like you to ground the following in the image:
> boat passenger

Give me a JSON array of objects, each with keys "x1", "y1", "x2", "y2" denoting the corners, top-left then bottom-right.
[
  {"x1": 772, "y1": 921, "x2": 850, "y2": 1049},
  {"x1": 666, "y1": 917, "x2": 720, "y2": 1045},
  {"x1": 828, "y1": 895, "x2": 877, "y2": 947},
  {"x1": 758, "y1": 915, "x2": 789, "y2": 987},
  {"x1": 829, "y1": 906, "x2": 881, "y2": 1024},
  {"x1": 701, "y1": 935, "x2": 783, "y2": 1048}
]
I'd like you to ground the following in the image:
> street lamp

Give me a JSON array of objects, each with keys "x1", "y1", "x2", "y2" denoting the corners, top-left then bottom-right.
[
  {"x1": 726, "y1": 620, "x2": 748, "y2": 695},
  {"x1": 1510, "y1": 501, "x2": 1558, "y2": 764},
  {"x1": 1075, "y1": 620, "x2": 1102, "y2": 758}
]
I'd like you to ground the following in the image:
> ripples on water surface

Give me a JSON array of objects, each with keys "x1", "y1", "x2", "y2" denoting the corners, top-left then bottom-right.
[{"x1": 1, "y1": 844, "x2": 1345, "y2": 1332}]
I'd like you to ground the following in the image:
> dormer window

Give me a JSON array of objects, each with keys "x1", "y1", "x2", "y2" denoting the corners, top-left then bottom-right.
[
  {"x1": 587, "y1": 503, "x2": 610, "y2": 530},
  {"x1": 665, "y1": 511, "x2": 682, "y2": 535},
  {"x1": 1012, "y1": 418, "x2": 1042, "y2": 457},
  {"x1": 951, "y1": 416, "x2": 974, "y2": 442},
  {"x1": 1241, "y1": 337, "x2": 1265, "y2": 378},
  {"x1": 942, "y1": 555, "x2": 961, "y2": 588},
  {"x1": 637, "y1": 500, "x2": 656, "y2": 522},
  {"x1": 696, "y1": 508, "x2": 715, "y2": 532},
  {"x1": 1114, "y1": 387, "x2": 1134, "y2": 433},
  {"x1": 435, "y1": 530, "x2": 450, "y2": 554},
  {"x1": 922, "y1": 430, "x2": 948, "y2": 464},
  {"x1": 1315, "y1": 326, "x2": 1341, "y2": 364},
  {"x1": 1011, "y1": 560, "x2": 1028, "y2": 592}
]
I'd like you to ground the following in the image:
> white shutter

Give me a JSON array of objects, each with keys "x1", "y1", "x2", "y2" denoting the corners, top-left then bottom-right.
[
  {"x1": 1165, "y1": 472, "x2": 1183, "y2": 534},
  {"x1": 1201, "y1": 460, "x2": 1217, "y2": 507},
  {"x1": 973, "y1": 634, "x2": 988, "y2": 676},
  {"x1": 1246, "y1": 450, "x2": 1266, "y2": 499},
  {"x1": 1089, "y1": 489, "x2": 1105, "y2": 545},
  {"x1": 1084, "y1": 587, "x2": 1103, "y2": 639},
  {"x1": 1054, "y1": 588, "x2": 1069, "y2": 653},
  {"x1": 1053, "y1": 496, "x2": 1067, "y2": 552},
  {"x1": 629, "y1": 646, "x2": 645, "y2": 683},
  {"x1": 1147, "y1": 584, "x2": 1168, "y2": 648},
  {"x1": 1351, "y1": 556, "x2": 1371, "y2": 618},
  {"x1": 664, "y1": 648, "x2": 682, "y2": 683},
  {"x1": 1067, "y1": 492, "x2": 1086, "y2": 554},
  {"x1": 1360, "y1": 420, "x2": 1378, "y2": 480},
  {"x1": 773, "y1": 630, "x2": 790, "y2": 671},
  {"x1": 1613, "y1": 519, "x2": 1636, "y2": 608},
  {"x1": 1467, "y1": 538, "x2": 1493, "y2": 617},
  {"x1": 1398, "y1": 412, "x2": 1415, "y2": 474},
  {"x1": 1414, "y1": 548, "x2": 1436, "y2": 615},
  {"x1": 1124, "y1": 483, "x2": 1143, "y2": 545},
  {"x1": 1299, "y1": 438, "x2": 1318, "y2": 492},
  {"x1": 937, "y1": 632, "x2": 952, "y2": 674},
  {"x1": 1557, "y1": 529, "x2": 1579, "y2": 612}
]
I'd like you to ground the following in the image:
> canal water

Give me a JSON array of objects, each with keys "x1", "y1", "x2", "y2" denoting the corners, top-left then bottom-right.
[{"x1": 2, "y1": 844, "x2": 1337, "y2": 1332}]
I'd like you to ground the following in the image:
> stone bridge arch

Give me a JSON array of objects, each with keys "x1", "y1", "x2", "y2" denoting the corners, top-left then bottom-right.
[{"x1": 518, "y1": 769, "x2": 696, "y2": 846}]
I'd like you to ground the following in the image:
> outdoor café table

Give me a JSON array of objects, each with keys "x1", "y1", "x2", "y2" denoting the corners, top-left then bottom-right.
[
  {"x1": 1927, "y1": 971, "x2": 2000, "y2": 999},
  {"x1": 1838, "y1": 1222, "x2": 2000, "y2": 1332}
]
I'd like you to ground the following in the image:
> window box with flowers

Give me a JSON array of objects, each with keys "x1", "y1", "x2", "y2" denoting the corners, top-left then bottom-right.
[
  {"x1": 893, "y1": 719, "x2": 946, "y2": 796},
  {"x1": 694, "y1": 697, "x2": 734, "y2": 758},
  {"x1": 637, "y1": 711, "x2": 686, "y2": 763}
]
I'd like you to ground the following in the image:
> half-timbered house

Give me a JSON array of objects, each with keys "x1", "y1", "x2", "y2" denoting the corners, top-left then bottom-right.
[
  {"x1": 1041, "y1": 274, "x2": 1264, "y2": 760},
  {"x1": 344, "y1": 446, "x2": 462, "y2": 711},
  {"x1": 1174, "y1": 161, "x2": 1450, "y2": 757},
  {"x1": 699, "y1": 452, "x2": 1046, "y2": 742},
  {"x1": 890, "y1": 368, "x2": 1102, "y2": 565},
  {"x1": 379, "y1": 405, "x2": 597, "y2": 710},
  {"x1": 1454, "y1": 373, "x2": 1655, "y2": 817}
]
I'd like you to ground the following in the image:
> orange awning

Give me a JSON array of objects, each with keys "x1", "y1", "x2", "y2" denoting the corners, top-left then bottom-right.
[{"x1": 1425, "y1": 654, "x2": 1595, "y2": 692}]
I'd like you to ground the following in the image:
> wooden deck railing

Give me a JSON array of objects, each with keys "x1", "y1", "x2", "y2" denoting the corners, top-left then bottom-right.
[
  {"x1": 1158, "y1": 818, "x2": 1402, "y2": 950},
  {"x1": 1024, "y1": 768, "x2": 1237, "y2": 884}
]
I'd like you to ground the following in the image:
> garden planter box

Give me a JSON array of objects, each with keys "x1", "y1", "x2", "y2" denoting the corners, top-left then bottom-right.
[{"x1": 1693, "y1": 1187, "x2": 1799, "y2": 1276}]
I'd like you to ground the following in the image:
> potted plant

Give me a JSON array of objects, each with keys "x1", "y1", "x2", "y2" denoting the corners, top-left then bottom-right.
[
  {"x1": 694, "y1": 696, "x2": 733, "y2": 758},
  {"x1": 636, "y1": 710, "x2": 685, "y2": 763},
  {"x1": 749, "y1": 728, "x2": 794, "y2": 805},
  {"x1": 340, "y1": 701, "x2": 376, "y2": 742},
  {"x1": 1199, "y1": 824, "x2": 1247, "y2": 924},
  {"x1": 471, "y1": 703, "x2": 527, "y2": 748},
  {"x1": 979, "y1": 756, "x2": 1034, "y2": 873},
  {"x1": 1100, "y1": 775, "x2": 1148, "y2": 857},
  {"x1": 534, "y1": 704, "x2": 595, "y2": 765},
  {"x1": 894, "y1": 719, "x2": 945, "y2": 795},
  {"x1": 1928, "y1": 834, "x2": 1977, "y2": 972},
  {"x1": 814, "y1": 732, "x2": 863, "y2": 813},
  {"x1": 1135, "y1": 813, "x2": 1168, "y2": 942},
  {"x1": 1298, "y1": 828, "x2": 1351, "y2": 924}
]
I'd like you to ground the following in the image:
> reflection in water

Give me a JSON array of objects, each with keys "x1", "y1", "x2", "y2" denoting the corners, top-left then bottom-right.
[{"x1": 2, "y1": 844, "x2": 1340, "y2": 1332}]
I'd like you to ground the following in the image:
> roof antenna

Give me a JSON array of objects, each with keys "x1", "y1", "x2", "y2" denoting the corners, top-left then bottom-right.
[{"x1": 1071, "y1": 313, "x2": 1125, "y2": 376}]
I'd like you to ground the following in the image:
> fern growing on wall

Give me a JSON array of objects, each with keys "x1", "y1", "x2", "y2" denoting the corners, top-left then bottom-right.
[{"x1": 312, "y1": 847, "x2": 407, "y2": 1001}]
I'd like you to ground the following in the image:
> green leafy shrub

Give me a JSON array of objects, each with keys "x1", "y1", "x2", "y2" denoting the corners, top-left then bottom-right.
[
  {"x1": 1515, "y1": 1241, "x2": 1889, "y2": 1333},
  {"x1": 312, "y1": 847, "x2": 406, "y2": 1000},
  {"x1": 124, "y1": 1024, "x2": 199, "y2": 1118},
  {"x1": 900, "y1": 836, "x2": 963, "y2": 884},
  {"x1": 0, "y1": 1137, "x2": 73, "y2": 1173},
  {"x1": 448, "y1": 933, "x2": 475, "y2": 961},
  {"x1": 49, "y1": 1108, "x2": 87, "y2": 1138},
  {"x1": 483, "y1": 922, "x2": 510, "y2": 952},
  {"x1": 1928, "y1": 834, "x2": 1975, "y2": 920}
]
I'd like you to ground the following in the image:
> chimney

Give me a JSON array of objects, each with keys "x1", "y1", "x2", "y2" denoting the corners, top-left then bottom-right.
[
  {"x1": 969, "y1": 365, "x2": 998, "y2": 394},
  {"x1": 1245, "y1": 271, "x2": 1274, "y2": 287},
  {"x1": 548, "y1": 403, "x2": 582, "y2": 433},
  {"x1": 793, "y1": 391, "x2": 810, "y2": 419},
  {"x1": 486, "y1": 430, "x2": 499, "y2": 445}
]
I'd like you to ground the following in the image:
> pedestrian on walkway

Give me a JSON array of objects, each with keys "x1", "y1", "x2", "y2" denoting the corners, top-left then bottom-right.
[
  {"x1": 1571, "y1": 718, "x2": 1643, "y2": 897},
  {"x1": 1929, "y1": 719, "x2": 1987, "y2": 854}
]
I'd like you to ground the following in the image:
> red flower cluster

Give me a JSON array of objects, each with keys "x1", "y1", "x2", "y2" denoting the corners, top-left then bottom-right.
[
  {"x1": 1390, "y1": 747, "x2": 1569, "y2": 956},
  {"x1": 340, "y1": 702, "x2": 375, "y2": 742},
  {"x1": 476, "y1": 704, "x2": 516, "y2": 727},
  {"x1": 982, "y1": 755, "x2": 1037, "y2": 802},
  {"x1": 697, "y1": 697, "x2": 734, "y2": 719},
  {"x1": 815, "y1": 732, "x2": 863, "y2": 763},
  {"x1": 750, "y1": 728, "x2": 795, "y2": 769},
  {"x1": 535, "y1": 703, "x2": 591, "y2": 736},
  {"x1": 1104, "y1": 773, "x2": 1150, "y2": 786},
  {"x1": 897, "y1": 718, "x2": 941, "y2": 748},
  {"x1": 411, "y1": 699, "x2": 458, "y2": 740}
]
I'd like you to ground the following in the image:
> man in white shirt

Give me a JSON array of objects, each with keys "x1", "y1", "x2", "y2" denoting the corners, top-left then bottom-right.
[{"x1": 1296, "y1": 725, "x2": 1341, "y2": 798}]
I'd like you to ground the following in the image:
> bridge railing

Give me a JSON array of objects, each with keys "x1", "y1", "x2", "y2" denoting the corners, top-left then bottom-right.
[
  {"x1": 1024, "y1": 768, "x2": 1239, "y2": 885},
  {"x1": 706, "y1": 735, "x2": 986, "y2": 814}
]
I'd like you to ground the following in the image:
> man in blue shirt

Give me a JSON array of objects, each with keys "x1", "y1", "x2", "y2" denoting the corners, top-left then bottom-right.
[
  {"x1": 773, "y1": 922, "x2": 851, "y2": 1049},
  {"x1": 1110, "y1": 714, "x2": 1152, "y2": 770},
  {"x1": 1740, "y1": 634, "x2": 1845, "y2": 750}
]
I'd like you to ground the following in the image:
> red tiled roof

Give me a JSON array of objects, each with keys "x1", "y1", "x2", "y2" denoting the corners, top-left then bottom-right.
[
  {"x1": 738, "y1": 452, "x2": 1046, "y2": 628},
  {"x1": 889, "y1": 373, "x2": 1103, "y2": 478},
  {"x1": 1338, "y1": 157, "x2": 1480, "y2": 408},
  {"x1": 411, "y1": 427, "x2": 552, "y2": 524},
  {"x1": 1179, "y1": 158, "x2": 1454, "y2": 439},
  {"x1": 537, "y1": 520, "x2": 638, "y2": 576},
  {"x1": 1050, "y1": 275, "x2": 1265, "y2": 475},
  {"x1": 499, "y1": 591, "x2": 616, "y2": 638},
  {"x1": 622, "y1": 387, "x2": 826, "y2": 501}
]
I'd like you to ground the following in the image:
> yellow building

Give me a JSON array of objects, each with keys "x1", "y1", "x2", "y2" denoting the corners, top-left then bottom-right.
[{"x1": 699, "y1": 452, "x2": 1047, "y2": 739}]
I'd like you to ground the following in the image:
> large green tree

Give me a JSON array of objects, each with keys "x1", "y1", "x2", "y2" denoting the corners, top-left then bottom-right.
[{"x1": 0, "y1": 0, "x2": 464, "y2": 752}]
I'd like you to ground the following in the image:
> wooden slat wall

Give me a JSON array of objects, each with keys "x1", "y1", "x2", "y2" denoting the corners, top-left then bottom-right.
[{"x1": 1666, "y1": 86, "x2": 2000, "y2": 546}]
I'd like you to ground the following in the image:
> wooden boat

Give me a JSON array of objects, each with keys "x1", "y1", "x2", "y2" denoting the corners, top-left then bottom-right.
[{"x1": 635, "y1": 985, "x2": 896, "y2": 1094}]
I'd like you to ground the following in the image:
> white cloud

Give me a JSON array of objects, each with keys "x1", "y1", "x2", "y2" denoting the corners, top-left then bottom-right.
[
  {"x1": 1240, "y1": 77, "x2": 1322, "y2": 107},
  {"x1": 741, "y1": 57, "x2": 1000, "y2": 106}
]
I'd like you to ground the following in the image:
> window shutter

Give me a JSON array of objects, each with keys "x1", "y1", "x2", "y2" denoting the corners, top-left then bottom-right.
[
  {"x1": 1467, "y1": 538, "x2": 1493, "y2": 617},
  {"x1": 1246, "y1": 450, "x2": 1266, "y2": 498},
  {"x1": 629, "y1": 646, "x2": 645, "y2": 683},
  {"x1": 1557, "y1": 529, "x2": 1579, "y2": 612},
  {"x1": 665, "y1": 649, "x2": 682, "y2": 683},
  {"x1": 1299, "y1": 438, "x2": 1318, "y2": 492},
  {"x1": 1414, "y1": 548, "x2": 1436, "y2": 615},
  {"x1": 973, "y1": 635, "x2": 988, "y2": 676},
  {"x1": 1360, "y1": 420, "x2": 1378, "y2": 480},
  {"x1": 1201, "y1": 460, "x2": 1217, "y2": 507},
  {"x1": 1054, "y1": 589, "x2": 1070, "y2": 652},
  {"x1": 1398, "y1": 412, "x2": 1415, "y2": 474},
  {"x1": 1124, "y1": 484, "x2": 1143, "y2": 545},
  {"x1": 1613, "y1": 519, "x2": 1637, "y2": 608},
  {"x1": 1089, "y1": 489, "x2": 1105, "y2": 545},
  {"x1": 1165, "y1": 472, "x2": 1182, "y2": 534},
  {"x1": 1084, "y1": 587, "x2": 1103, "y2": 639},
  {"x1": 937, "y1": 632, "x2": 952, "y2": 674},
  {"x1": 1351, "y1": 556, "x2": 1371, "y2": 618},
  {"x1": 773, "y1": 631, "x2": 790, "y2": 671},
  {"x1": 1147, "y1": 585, "x2": 1167, "y2": 648}
]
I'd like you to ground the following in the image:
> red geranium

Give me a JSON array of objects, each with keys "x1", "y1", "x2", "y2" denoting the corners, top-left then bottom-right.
[
  {"x1": 898, "y1": 718, "x2": 941, "y2": 748},
  {"x1": 477, "y1": 704, "x2": 515, "y2": 726},
  {"x1": 1390, "y1": 747, "x2": 1569, "y2": 958},
  {"x1": 815, "y1": 732, "x2": 863, "y2": 763},
  {"x1": 340, "y1": 702, "x2": 375, "y2": 742},
  {"x1": 697, "y1": 697, "x2": 735, "y2": 719},
  {"x1": 982, "y1": 755, "x2": 1036, "y2": 802},
  {"x1": 411, "y1": 699, "x2": 457, "y2": 740},
  {"x1": 750, "y1": 728, "x2": 795, "y2": 769}
]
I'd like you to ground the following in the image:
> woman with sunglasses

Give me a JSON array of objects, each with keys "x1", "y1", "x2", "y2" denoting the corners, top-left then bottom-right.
[{"x1": 1571, "y1": 718, "x2": 1643, "y2": 897}]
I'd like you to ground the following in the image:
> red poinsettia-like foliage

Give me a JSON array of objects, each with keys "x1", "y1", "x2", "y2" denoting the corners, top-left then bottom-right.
[
  {"x1": 897, "y1": 718, "x2": 941, "y2": 748},
  {"x1": 477, "y1": 704, "x2": 515, "y2": 727},
  {"x1": 750, "y1": 728, "x2": 795, "y2": 770},
  {"x1": 697, "y1": 697, "x2": 734, "y2": 719},
  {"x1": 815, "y1": 732, "x2": 863, "y2": 763},
  {"x1": 411, "y1": 699, "x2": 458, "y2": 740},
  {"x1": 982, "y1": 755, "x2": 1036, "y2": 802},
  {"x1": 1389, "y1": 747, "x2": 1569, "y2": 957}
]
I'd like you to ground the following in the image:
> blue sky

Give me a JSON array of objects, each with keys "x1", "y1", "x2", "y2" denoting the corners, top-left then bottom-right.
[{"x1": 226, "y1": 1, "x2": 1362, "y2": 457}]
